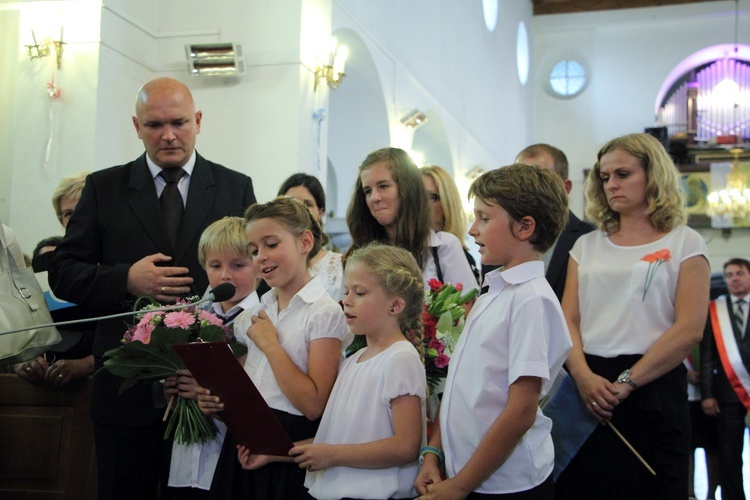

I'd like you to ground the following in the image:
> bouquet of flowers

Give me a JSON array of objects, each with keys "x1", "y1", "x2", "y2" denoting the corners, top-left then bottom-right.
[
  {"x1": 102, "y1": 296, "x2": 247, "y2": 445},
  {"x1": 423, "y1": 279, "x2": 477, "y2": 392}
]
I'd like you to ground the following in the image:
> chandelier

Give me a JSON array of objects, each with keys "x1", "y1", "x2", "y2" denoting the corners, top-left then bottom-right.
[{"x1": 707, "y1": 148, "x2": 750, "y2": 220}]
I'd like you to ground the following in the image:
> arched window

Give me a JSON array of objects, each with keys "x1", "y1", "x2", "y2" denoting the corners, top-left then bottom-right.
[{"x1": 656, "y1": 45, "x2": 750, "y2": 141}]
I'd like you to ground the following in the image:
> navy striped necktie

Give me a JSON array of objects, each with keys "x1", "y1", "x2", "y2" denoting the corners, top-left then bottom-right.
[{"x1": 218, "y1": 308, "x2": 243, "y2": 326}]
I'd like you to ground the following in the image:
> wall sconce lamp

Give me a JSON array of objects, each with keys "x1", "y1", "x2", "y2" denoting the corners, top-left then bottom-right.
[
  {"x1": 400, "y1": 109, "x2": 428, "y2": 130},
  {"x1": 466, "y1": 166, "x2": 486, "y2": 180},
  {"x1": 186, "y1": 43, "x2": 245, "y2": 77},
  {"x1": 314, "y1": 38, "x2": 348, "y2": 91},
  {"x1": 25, "y1": 28, "x2": 65, "y2": 69}
]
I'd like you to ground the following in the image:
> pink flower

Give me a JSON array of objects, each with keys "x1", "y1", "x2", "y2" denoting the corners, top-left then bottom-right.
[
  {"x1": 131, "y1": 323, "x2": 155, "y2": 344},
  {"x1": 163, "y1": 311, "x2": 196, "y2": 329},
  {"x1": 198, "y1": 309, "x2": 223, "y2": 327},
  {"x1": 123, "y1": 328, "x2": 135, "y2": 343},
  {"x1": 138, "y1": 311, "x2": 162, "y2": 327},
  {"x1": 434, "y1": 353, "x2": 450, "y2": 369},
  {"x1": 428, "y1": 337, "x2": 444, "y2": 353}
]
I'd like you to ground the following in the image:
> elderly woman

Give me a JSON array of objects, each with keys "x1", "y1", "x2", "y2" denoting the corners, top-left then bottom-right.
[{"x1": 16, "y1": 171, "x2": 94, "y2": 387}]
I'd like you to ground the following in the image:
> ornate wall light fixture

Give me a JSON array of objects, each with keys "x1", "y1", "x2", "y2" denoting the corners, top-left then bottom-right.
[
  {"x1": 25, "y1": 27, "x2": 65, "y2": 69},
  {"x1": 314, "y1": 37, "x2": 348, "y2": 91}
]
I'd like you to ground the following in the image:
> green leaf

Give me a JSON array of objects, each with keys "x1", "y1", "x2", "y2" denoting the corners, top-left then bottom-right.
[
  {"x1": 228, "y1": 338, "x2": 248, "y2": 358},
  {"x1": 195, "y1": 325, "x2": 226, "y2": 343},
  {"x1": 456, "y1": 287, "x2": 478, "y2": 305},
  {"x1": 435, "y1": 310, "x2": 455, "y2": 334}
]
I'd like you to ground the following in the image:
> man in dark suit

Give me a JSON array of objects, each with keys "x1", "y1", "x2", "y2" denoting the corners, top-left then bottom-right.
[
  {"x1": 49, "y1": 77, "x2": 256, "y2": 500},
  {"x1": 701, "y1": 258, "x2": 750, "y2": 500},
  {"x1": 482, "y1": 144, "x2": 594, "y2": 300}
]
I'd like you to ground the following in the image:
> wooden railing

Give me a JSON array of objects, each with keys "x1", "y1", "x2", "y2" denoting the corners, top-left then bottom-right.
[{"x1": 0, "y1": 374, "x2": 96, "y2": 499}]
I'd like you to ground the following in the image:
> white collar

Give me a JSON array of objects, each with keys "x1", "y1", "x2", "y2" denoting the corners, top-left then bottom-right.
[{"x1": 146, "y1": 150, "x2": 197, "y2": 179}]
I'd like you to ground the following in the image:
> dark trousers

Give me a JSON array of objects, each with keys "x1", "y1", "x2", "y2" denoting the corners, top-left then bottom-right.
[
  {"x1": 94, "y1": 422, "x2": 166, "y2": 500},
  {"x1": 164, "y1": 486, "x2": 210, "y2": 500},
  {"x1": 715, "y1": 401, "x2": 747, "y2": 500},
  {"x1": 468, "y1": 474, "x2": 553, "y2": 499}
]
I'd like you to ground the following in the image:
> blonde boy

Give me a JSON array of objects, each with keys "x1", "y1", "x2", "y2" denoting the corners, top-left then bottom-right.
[{"x1": 167, "y1": 216, "x2": 260, "y2": 495}]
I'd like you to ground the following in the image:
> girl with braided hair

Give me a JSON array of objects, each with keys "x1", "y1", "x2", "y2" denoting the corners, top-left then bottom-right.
[{"x1": 239, "y1": 242, "x2": 427, "y2": 499}]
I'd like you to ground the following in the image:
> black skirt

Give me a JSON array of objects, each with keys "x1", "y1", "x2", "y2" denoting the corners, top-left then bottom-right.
[
  {"x1": 554, "y1": 354, "x2": 689, "y2": 500},
  {"x1": 209, "y1": 409, "x2": 319, "y2": 500}
]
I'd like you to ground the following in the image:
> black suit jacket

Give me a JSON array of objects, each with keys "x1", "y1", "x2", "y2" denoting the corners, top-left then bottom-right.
[
  {"x1": 700, "y1": 295, "x2": 750, "y2": 404},
  {"x1": 481, "y1": 210, "x2": 594, "y2": 301},
  {"x1": 49, "y1": 152, "x2": 256, "y2": 425},
  {"x1": 546, "y1": 211, "x2": 595, "y2": 302}
]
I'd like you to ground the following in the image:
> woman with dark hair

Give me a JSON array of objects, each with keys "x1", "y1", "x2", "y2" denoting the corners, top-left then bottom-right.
[
  {"x1": 345, "y1": 147, "x2": 477, "y2": 292},
  {"x1": 278, "y1": 173, "x2": 343, "y2": 299}
]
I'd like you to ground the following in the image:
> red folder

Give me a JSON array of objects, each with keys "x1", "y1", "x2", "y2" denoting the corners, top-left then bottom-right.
[{"x1": 172, "y1": 341, "x2": 294, "y2": 456}]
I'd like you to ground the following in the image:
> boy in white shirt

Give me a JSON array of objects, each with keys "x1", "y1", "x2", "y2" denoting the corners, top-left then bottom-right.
[
  {"x1": 165, "y1": 216, "x2": 260, "y2": 498},
  {"x1": 415, "y1": 163, "x2": 573, "y2": 499}
]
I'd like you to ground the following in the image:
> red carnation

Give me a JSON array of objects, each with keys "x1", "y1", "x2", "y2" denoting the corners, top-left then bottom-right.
[{"x1": 428, "y1": 278, "x2": 443, "y2": 291}]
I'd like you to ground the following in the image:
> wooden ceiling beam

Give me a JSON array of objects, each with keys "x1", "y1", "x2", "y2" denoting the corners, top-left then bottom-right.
[{"x1": 532, "y1": 0, "x2": 724, "y2": 16}]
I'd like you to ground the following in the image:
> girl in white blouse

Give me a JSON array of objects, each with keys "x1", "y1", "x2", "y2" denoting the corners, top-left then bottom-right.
[
  {"x1": 239, "y1": 243, "x2": 427, "y2": 500},
  {"x1": 197, "y1": 197, "x2": 351, "y2": 499}
]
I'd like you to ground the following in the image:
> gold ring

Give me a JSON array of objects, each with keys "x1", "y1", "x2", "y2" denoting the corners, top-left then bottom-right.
[
  {"x1": 161, "y1": 286, "x2": 166, "y2": 293},
  {"x1": 58, "y1": 374, "x2": 64, "y2": 379},
  {"x1": 591, "y1": 401, "x2": 598, "y2": 407},
  {"x1": 25, "y1": 366, "x2": 32, "y2": 372}
]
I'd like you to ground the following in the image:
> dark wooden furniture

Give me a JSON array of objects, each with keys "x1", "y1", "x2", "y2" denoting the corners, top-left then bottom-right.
[{"x1": 0, "y1": 374, "x2": 96, "y2": 499}]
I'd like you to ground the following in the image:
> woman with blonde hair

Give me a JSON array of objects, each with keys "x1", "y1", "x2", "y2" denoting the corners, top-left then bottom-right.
[
  {"x1": 16, "y1": 171, "x2": 93, "y2": 387},
  {"x1": 52, "y1": 171, "x2": 89, "y2": 229},
  {"x1": 420, "y1": 165, "x2": 479, "y2": 284},
  {"x1": 555, "y1": 133, "x2": 709, "y2": 499}
]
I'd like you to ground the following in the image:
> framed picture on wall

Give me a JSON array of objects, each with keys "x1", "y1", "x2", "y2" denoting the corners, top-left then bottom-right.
[{"x1": 678, "y1": 164, "x2": 711, "y2": 228}]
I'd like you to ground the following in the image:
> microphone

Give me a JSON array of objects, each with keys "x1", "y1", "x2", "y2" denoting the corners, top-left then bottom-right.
[
  {"x1": 205, "y1": 282, "x2": 236, "y2": 303},
  {"x1": 0, "y1": 283, "x2": 237, "y2": 337}
]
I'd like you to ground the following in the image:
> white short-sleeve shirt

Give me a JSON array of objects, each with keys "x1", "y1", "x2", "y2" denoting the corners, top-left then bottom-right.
[
  {"x1": 423, "y1": 230, "x2": 479, "y2": 291},
  {"x1": 234, "y1": 274, "x2": 352, "y2": 415},
  {"x1": 440, "y1": 261, "x2": 572, "y2": 494},
  {"x1": 310, "y1": 250, "x2": 344, "y2": 301},
  {"x1": 570, "y1": 225, "x2": 708, "y2": 357},
  {"x1": 304, "y1": 341, "x2": 426, "y2": 500}
]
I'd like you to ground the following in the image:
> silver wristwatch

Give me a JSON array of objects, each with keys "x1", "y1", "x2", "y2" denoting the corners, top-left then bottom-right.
[{"x1": 617, "y1": 368, "x2": 638, "y2": 389}]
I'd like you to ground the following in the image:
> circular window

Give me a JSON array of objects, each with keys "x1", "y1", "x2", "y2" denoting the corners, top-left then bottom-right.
[{"x1": 549, "y1": 60, "x2": 587, "y2": 97}]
